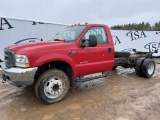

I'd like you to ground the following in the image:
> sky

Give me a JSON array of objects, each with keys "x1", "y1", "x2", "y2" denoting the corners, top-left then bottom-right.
[{"x1": 0, "y1": 0, "x2": 160, "y2": 27}]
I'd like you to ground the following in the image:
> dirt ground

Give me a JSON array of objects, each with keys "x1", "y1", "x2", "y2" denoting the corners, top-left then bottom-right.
[{"x1": 0, "y1": 59, "x2": 160, "y2": 120}]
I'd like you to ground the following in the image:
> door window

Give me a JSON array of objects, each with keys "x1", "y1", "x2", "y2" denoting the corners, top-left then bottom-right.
[{"x1": 83, "y1": 27, "x2": 108, "y2": 44}]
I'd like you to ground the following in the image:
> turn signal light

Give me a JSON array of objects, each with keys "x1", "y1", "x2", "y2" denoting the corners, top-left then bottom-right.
[{"x1": 25, "y1": 63, "x2": 30, "y2": 67}]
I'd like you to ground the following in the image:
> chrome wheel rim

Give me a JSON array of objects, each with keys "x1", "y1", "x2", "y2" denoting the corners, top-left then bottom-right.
[
  {"x1": 44, "y1": 76, "x2": 64, "y2": 99},
  {"x1": 148, "y1": 62, "x2": 155, "y2": 75}
]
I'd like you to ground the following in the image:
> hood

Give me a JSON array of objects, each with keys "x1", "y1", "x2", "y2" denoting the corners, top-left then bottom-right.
[{"x1": 7, "y1": 41, "x2": 70, "y2": 55}]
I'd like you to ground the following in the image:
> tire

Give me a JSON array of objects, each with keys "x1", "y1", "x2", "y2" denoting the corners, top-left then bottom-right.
[
  {"x1": 141, "y1": 59, "x2": 156, "y2": 78},
  {"x1": 135, "y1": 57, "x2": 145, "y2": 77},
  {"x1": 35, "y1": 69, "x2": 70, "y2": 104}
]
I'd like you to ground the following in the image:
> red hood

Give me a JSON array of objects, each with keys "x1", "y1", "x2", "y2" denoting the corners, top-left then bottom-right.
[{"x1": 7, "y1": 41, "x2": 70, "y2": 55}]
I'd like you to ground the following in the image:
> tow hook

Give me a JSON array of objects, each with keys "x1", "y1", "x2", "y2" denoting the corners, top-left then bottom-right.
[{"x1": 2, "y1": 74, "x2": 7, "y2": 83}]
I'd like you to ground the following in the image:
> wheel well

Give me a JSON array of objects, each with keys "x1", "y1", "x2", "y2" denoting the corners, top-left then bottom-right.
[{"x1": 34, "y1": 61, "x2": 74, "y2": 87}]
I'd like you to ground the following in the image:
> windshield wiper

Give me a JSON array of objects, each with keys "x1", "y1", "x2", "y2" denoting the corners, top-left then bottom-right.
[
  {"x1": 54, "y1": 39, "x2": 63, "y2": 41},
  {"x1": 54, "y1": 38, "x2": 66, "y2": 41}
]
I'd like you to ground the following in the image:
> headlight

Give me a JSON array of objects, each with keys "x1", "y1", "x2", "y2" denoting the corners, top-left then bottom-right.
[{"x1": 15, "y1": 54, "x2": 30, "y2": 67}]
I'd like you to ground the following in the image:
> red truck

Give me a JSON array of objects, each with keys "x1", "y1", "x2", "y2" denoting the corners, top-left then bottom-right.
[{"x1": 1, "y1": 24, "x2": 156, "y2": 104}]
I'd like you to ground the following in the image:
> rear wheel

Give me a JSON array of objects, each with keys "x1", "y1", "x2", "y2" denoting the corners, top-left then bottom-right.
[
  {"x1": 135, "y1": 58, "x2": 145, "y2": 77},
  {"x1": 35, "y1": 69, "x2": 70, "y2": 104},
  {"x1": 141, "y1": 59, "x2": 156, "y2": 78}
]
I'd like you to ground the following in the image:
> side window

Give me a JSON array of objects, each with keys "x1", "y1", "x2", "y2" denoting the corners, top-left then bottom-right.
[{"x1": 83, "y1": 27, "x2": 108, "y2": 44}]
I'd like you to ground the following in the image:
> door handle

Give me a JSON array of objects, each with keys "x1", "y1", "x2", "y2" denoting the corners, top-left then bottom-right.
[{"x1": 108, "y1": 48, "x2": 112, "y2": 54}]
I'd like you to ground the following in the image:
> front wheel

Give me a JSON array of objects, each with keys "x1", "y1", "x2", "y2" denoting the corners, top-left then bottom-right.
[
  {"x1": 141, "y1": 59, "x2": 156, "y2": 78},
  {"x1": 35, "y1": 69, "x2": 70, "y2": 104}
]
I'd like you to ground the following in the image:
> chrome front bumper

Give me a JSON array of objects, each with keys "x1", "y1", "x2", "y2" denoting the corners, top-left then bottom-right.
[{"x1": 1, "y1": 62, "x2": 38, "y2": 87}]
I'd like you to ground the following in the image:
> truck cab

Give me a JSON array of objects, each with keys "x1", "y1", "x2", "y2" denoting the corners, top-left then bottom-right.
[{"x1": 1, "y1": 24, "x2": 114, "y2": 104}]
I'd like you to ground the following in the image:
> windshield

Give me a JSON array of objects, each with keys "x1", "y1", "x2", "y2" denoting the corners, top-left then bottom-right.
[{"x1": 52, "y1": 26, "x2": 87, "y2": 42}]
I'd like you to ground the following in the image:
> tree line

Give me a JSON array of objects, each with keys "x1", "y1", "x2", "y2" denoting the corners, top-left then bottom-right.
[{"x1": 111, "y1": 21, "x2": 160, "y2": 31}]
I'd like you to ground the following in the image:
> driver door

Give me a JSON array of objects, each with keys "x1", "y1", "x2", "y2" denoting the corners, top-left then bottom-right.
[{"x1": 77, "y1": 26, "x2": 113, "y2": 76}]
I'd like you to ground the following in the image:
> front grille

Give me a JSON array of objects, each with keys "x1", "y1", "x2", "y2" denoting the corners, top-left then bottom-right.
[{"x1": 4, "y1": 49, "x2": 15, "y2": 68}]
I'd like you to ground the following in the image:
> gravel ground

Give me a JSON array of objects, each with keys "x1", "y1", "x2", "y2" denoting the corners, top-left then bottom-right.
[{"x1": 0, "y1": 59, "x2": 160, "y2": 120}]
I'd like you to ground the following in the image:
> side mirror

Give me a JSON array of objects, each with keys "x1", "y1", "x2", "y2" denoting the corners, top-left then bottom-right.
[
  {"x1": 88, "y1": 35, "x2": 97, "y2": 47},
  {"x1": 80, "y1": 35, "x2": 97, "y2": 47}
]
